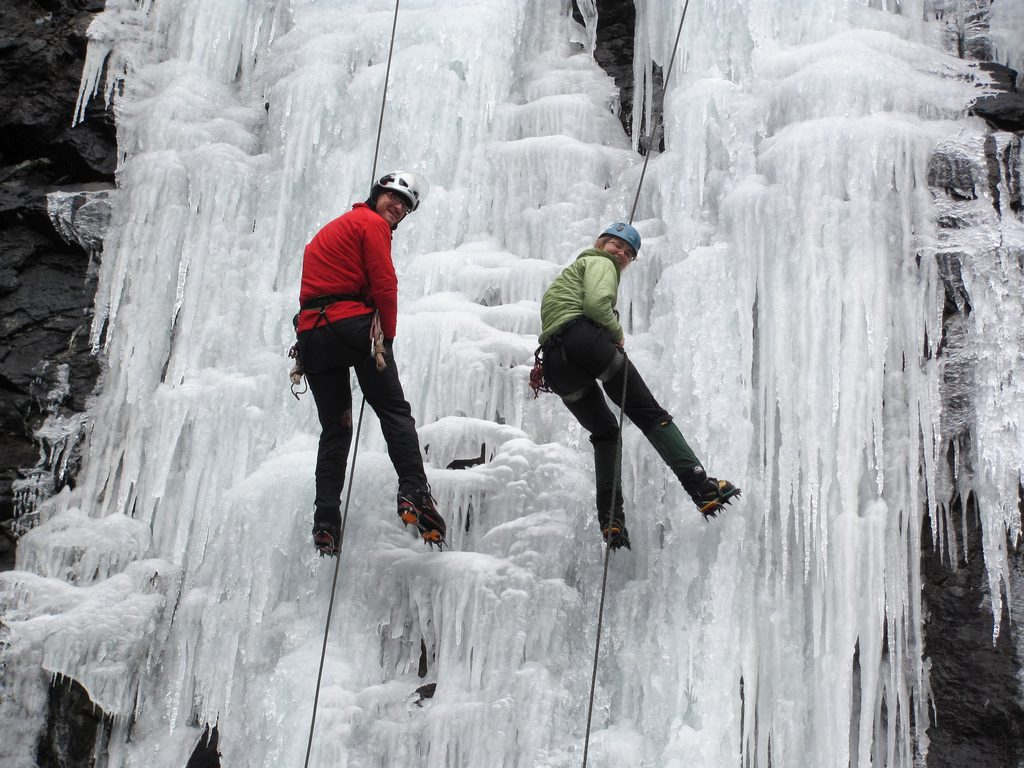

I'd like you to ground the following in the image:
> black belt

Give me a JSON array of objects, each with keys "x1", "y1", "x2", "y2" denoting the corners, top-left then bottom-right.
[
  {"x1": 293, "y1": 293, "x2": 374, "y2": 333},
  {"x1": 300, "y1": 293, "x2": 373, "y2": 312},
  {"x1": 542, "y1": 316, "x2": 586, "y2": 349}
]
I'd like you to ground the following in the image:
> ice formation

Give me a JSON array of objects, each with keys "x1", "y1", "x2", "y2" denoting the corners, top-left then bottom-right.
[{"x1": 2, "y1": 1, "x2": 1022, "y2": 767}]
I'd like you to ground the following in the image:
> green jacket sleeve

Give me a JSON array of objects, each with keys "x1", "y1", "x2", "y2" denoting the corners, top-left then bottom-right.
[{"x1": 581, "y1": 256, "x2": 623, "y2": 342}]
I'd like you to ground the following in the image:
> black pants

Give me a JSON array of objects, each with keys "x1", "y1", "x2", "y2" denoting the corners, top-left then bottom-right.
[
  {"x1": 542, "y1": 319, "x2": 671, "y2": 442},
  {"x1": 298, "y1": 314, "x2": 427, "y2": 528}
]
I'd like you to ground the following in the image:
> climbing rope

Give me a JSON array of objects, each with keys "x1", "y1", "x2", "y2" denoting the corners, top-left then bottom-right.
[
  {"x1": 371, "y1": 0, "x2": 401, "y2": 181},
  {"x1": 303, "y1": 400, "x2": 366, "y2": 768},
  {"x1": 627, "y1": 0, "x2": 693, "y2": 225},
  {"x1": 303, "y1": 1, "x2": 401, "y2": 764},
  {"x1": 582, "y1": 1, "x2": 692, "y2": 763},
  {"x1": 581, "y1": 358, "x2": 629, "y2": 768}
]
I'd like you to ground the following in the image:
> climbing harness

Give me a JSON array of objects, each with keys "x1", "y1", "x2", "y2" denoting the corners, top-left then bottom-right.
[
  {"x1": 303, "y1": 2, "x2": 402, "y2": 766},
  {"x1": 289, "y1": 294, "x2": 377, "y2": 399},
  {"x1": 288, "y1": 294, "x2": 372, "y2": 399},
  {"x1": 581, "y1": 2, "x2": 693, "y2": 765}
]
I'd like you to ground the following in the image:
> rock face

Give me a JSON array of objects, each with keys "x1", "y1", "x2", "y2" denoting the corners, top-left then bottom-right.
[
  {"x1": 925, "y1": 124, "x2": 1024, "y2": 765},
  {"x1": 572, "y1": 0, "x2": 663, "y2": 151},
  {"x1": 922, "y1": 499, "x2": 1024, "y2": 768},
  {"x1": 972, "y1": 62, "x2": 1024, "y2": 133},
  {"x1": 36, "y1": 677, "x2": 108, "y2": 768},
  {"x1": 0, "y1": 0, "x2": 113, "y2": 571}
]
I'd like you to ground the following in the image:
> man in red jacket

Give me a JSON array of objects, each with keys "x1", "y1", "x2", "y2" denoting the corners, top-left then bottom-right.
[{"x1": 295, "y1": 171, "x2": 446, "y2": 555}]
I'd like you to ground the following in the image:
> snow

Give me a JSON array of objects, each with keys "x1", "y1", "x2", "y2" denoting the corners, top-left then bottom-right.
[{"x1": 2, "y1": 1, "x2": 1021, "y2": 767}]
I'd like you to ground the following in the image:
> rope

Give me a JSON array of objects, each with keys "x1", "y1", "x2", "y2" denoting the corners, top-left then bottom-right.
[
  {"x1": 371, "y1": 0, "x2": 401, "y2": 183},
  {"x1": 304, "y1": 1, "x2": 401, "y2": 763},
  {"x1": 304, "y1": 400, "x2": 367, "y2": 768},
  {"x1": 581, "y1": 357, "x2": 629, "y2": 768},
  {"x1": 627, "y1": 0, "x2": 692, "y2": 225},
  {"x1": 581, "y1": 1, "x2": 692, "y2": 761}
]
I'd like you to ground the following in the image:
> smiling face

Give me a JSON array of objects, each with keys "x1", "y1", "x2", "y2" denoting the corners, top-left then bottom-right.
[
  {"x1": 375, "y1": 189, "x2": 411, "y2": 228},
  {"x1": 596, "y1": 235, "x2": 637, "y2": 269}
]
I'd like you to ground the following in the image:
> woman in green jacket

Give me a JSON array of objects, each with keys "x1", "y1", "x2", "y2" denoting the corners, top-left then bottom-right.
[{"x1": 539, "y1": 223, "x2": 739, "y2": 550}]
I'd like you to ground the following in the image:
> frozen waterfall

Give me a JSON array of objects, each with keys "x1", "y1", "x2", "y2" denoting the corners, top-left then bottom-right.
[{"x1": 2, "y1": 1, "x2": 1023, "y2": 767}]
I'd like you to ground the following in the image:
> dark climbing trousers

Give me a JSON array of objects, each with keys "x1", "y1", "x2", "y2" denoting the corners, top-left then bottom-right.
[
  {"x1": 541, "y1": 318, "x2": 671, "y2": 440},
  {"x1": 298, "y1": 313, "x2": 427, "y2": 529}
]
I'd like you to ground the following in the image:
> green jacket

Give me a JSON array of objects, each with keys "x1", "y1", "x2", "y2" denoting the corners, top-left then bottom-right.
[{"x1": 539, "y1": 248, "x2": 623, "y2": 345}]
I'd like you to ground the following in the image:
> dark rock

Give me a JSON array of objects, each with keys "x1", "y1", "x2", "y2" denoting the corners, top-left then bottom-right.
[
  {"x1": 983, "y1": 134, "x2": 1022, "y2": 218},
  {"x1": 0, "y1": 267, "x2": 18, "y2": 294},
  {"x1": 414, "y1": 682, "x2": 437, "y2": 707},
  {"x1": 36, "y1": 675, "x2": 108, "y2": 768},
  {"x1": 572, "y1": 1, "x2": 664, "y2": 151},
  {"x1": 446, "y1": 443, "x2": 486, "y2": 470},
  {"x1": 976, "y1": 62, "x2": 1020, "y2": 93},
  {"x1": 968, "y1": 58, "x2": 1024, "y2": 134},
  {"x1": 186, "y1": 726, "x2": 221, "y2": 768},
  {"x1": 941, "y1": 8, "x2": 994, "y2": 62},
  {"x1": 0, "y1": 0, "x2": 113, "y2": 549},
  {"x1": 929, "y1": 146, "x2": 978, "y2": 200},
  {"x1": 972, "y1": 92, "x2": 1024, "y2": 133},
  {"x1": 923, "y1": 495, "x2": 1024, "y2": 767}
]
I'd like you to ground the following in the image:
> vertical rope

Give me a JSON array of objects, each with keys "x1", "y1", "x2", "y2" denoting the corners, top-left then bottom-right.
[
  {"x1": 371, "y1": 0, "x2": 401, "y2": 183},
  {"x1": 628, "y1": 0, "x2": 692, "y2": 225},
  {"x1": 581, "y1": 358, "x2": 629, "y2": 768},
  {"x1": 580, "y1": 2, "x2": 692, "y2": 760},
  {"x1": 304, "y1": 400, "x2": 368, "y2": 767},
  {"x1": 304, "y1": 0, "x2": 401, "y2": 762}
]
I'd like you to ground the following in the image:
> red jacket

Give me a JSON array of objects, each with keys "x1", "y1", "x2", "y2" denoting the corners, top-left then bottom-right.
[{"x1": 297, "y1": 203, "x2": 399, "y2": 337}]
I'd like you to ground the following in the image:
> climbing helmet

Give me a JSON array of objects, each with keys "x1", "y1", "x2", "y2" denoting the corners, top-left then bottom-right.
[
  {"x1": 372, "y1": 170, "x2": 429, "y2": 212},
  {"x1": 600, "y1": 222, "x2": 641, "y2": 256}
]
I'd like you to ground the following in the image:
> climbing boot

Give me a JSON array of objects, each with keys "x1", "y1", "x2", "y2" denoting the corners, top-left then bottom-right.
[
  {"x1": 692, "y1": 477, "x2": 741, "y2": 519},
  {"x1": 398, "y1": 490, "x2": 447, "y2": 548},
  {"x1": 646, "y1": 421, "x2": 740, "y2": 518},
  {"x1": 312, "y1": 522, "x2": 340, "y2": 557},
  {"x1": 593, "y1": 434, "x2": 629, "y2": 550},
  {"x1": 601, "y1": 520, "x2": 632, "y2": 550}
]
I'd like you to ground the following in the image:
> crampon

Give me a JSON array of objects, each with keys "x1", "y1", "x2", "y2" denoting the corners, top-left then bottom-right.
[
  {"x1": 312, "y1": 525, "x2": 340, "y2": 557},
  {"x1": 698, "y1": 480, "x2": 741, "y2": 519},
  {"x1": 601, "y1": 522, "x2": 631, "y2": 551},
  {"x1": 398, "y1": 492, "x2": 448, "y2": 549}
]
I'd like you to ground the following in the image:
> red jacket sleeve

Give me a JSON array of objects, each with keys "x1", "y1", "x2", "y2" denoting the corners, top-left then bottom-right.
[{"x1": 361, "y1": 213, "x2": 399, "y2": 338}]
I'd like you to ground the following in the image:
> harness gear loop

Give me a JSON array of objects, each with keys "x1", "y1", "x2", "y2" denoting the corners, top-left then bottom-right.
[
  {"x1": 288, "y1": 343, "x2": 307, "y2": 400},
  {"x1": 529, "y1": 346, "x2": 551, "y2": 398},
  {"x1": 370, "y1": 311, "x2": 387, "y2": 371}
]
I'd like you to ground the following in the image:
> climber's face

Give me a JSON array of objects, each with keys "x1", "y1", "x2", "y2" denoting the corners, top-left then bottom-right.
[
  {"x1": 599, "y1": 235, "x2": 637, "y2": 269},
  {"x1": 376, "y1": 190, "x2": 410, "y2": 228}
]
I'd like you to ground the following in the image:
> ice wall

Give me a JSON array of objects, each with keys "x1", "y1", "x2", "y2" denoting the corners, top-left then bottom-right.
[{"x1": 1, "y1": 1, "x2": 1020, "y2": 767}]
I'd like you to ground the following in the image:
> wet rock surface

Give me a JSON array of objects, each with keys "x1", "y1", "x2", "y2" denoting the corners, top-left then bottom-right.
[
  {"x1": 36, "y1": 676, "x2": 108, "y2": 768},
  {"x1": 573, "y1": 0, "x2": 663, "y2": 151},
  {"x1": 922, "y1": 497, "x2": 1024, "y2": 768},
  {"x1": 972, "y1": 62, "x2": 1024, "y2": 133},
  {"x1": 0, "y1": 0, "x2": 113, "y2": 569}
]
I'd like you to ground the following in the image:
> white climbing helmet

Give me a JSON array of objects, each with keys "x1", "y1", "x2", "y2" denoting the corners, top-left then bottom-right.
[{"x1": 371, "y1": 170, "x2": 429, "y2": 212}]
